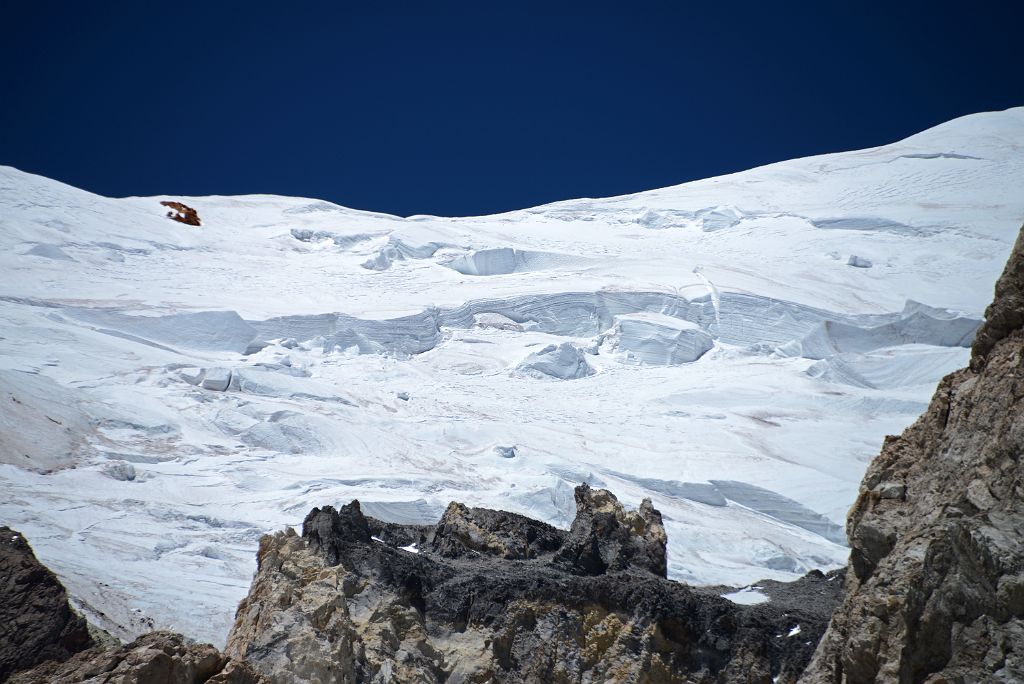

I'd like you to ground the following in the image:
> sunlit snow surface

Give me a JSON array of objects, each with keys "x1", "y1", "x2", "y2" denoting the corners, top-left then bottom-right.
[
  {"x1": 2, "y1": 109, "x2": 1024, "y2": 645},
  {"x1": 721, "y1": 587, "x2": 770, "y2": 606}
]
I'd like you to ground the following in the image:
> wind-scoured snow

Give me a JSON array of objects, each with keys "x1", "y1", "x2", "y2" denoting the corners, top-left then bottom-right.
[{"x1": 1, "y1": 108, "x2": 1023, "y2": 645}]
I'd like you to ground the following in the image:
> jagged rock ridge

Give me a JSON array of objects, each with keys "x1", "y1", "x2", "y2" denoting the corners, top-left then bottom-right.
[
  {"x1": 227, "y1": 485, "x2": 841, "y2": 683},
  {"x1": 802, "y1": 226, "x2": 1024, "y2": 683}
]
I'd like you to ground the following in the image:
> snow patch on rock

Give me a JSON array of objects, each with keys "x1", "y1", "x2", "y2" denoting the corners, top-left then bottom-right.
[{"x1": 722, "y1": 587, "x2": 770, "y2": 605}]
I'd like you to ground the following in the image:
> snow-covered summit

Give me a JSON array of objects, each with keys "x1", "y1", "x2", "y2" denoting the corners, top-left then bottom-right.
[{"x1": 1, "y1": 107, "x2": 1022, "y2": 645}]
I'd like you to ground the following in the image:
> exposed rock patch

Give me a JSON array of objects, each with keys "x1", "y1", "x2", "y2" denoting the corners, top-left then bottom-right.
[
  {"x1": 802, "y1": 226, "x2": 1024, "y2": 683},
  {"x1": 160, "y1": 201, "x2": 201, "y2": 226},
  {"x1": 226, "y1": 486, "x2": 840, "y2": 683}
]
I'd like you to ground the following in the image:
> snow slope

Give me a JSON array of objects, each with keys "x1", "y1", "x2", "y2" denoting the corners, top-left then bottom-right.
[{"x1": 1, "y1": 107, "x2": 1022, "y2": 645}]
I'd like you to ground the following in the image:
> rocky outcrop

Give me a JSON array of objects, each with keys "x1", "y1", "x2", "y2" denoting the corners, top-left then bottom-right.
[
  {"x1": 0, "y1": 527, "x2": 92, "y2": 681},
  {"x1": 9, "y1": 631, "x2": 264, "y2": 684},
  {"x1": 0, "y1": 527, "x2": 262, "y2": 684},
  {"x1": 227, "y1": 486, "x2": 840, "y2": 683},
  {"x1": 555, "y1": 484, "x2": 668, "y2": 577},
  {"x1": 802, "y1": 227, "x2": 1024, "y2": 683},
  {"x1": 160, "y1": 200, "x2": 201, "y2": 226},
  {"x1": 429, "y1": 501, "x2": 564, "y2": 560},
  {"x1": 971, "y1": 227, "x2": 1024, "y2": 370}
]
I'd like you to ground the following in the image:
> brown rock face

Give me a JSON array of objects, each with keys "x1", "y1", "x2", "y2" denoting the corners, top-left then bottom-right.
[
  {"x1": 0, "y1": 527, "x2": 92, "y2": 681},
  {"x1": 971, "y1": 227, "x2": 1024, "y2": 369},
  {"x1": 160, "y1": 200, "x2": 201, "y2": 226},
  {"x1": 227, "y1": 486, "x2": 839, "y2": 683},
  {"x1": 9, "y1": 631, "x2": 265, "y2": 684},
  {"x1": 802, "y1": 227, "x2": 1024, "y2": 683}
]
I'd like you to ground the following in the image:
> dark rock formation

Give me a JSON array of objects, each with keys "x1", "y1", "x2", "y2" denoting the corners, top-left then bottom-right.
[
  {"x1": 0, "y1": 527, "x2": 263, "y2": 684},
  {"x1": 160, "y1": 200, "x2": 201, "y2": 226},
  {"x1": 227, "y1": 485, "x2": 840, "y2": 683},
  {"x1": 302, "y1": 501, "x2": 373, "y2": 565},
  {"x1": 429, "y1": 501, "x2": 565, "y2": 560},
  {"x1": 9, "y1": 631, "x2": 264, "y2": 684},
  {"x1": 554, "y1": 484, "x2": 668, "y2": 577},
  {"x1": 0, "y1": 527, "x2": 92, "y2": 681},
  {"x1": 802, "y1": 226, "x2": 1024, "y2": 683}
]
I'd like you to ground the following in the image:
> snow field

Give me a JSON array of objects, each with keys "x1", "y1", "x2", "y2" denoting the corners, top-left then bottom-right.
[{"x1": 1, "y1": 107, "x2": 1023, "y2": 642}]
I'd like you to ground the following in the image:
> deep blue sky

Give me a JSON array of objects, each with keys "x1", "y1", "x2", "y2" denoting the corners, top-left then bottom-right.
[{"x1": 2, "y1": 2, "x2": 1021, "y2": 217}]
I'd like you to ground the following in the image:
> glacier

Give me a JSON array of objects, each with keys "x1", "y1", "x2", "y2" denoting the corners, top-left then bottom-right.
[{"x1": 1, "y1": 107, "x2": 1023, "y2": 646}]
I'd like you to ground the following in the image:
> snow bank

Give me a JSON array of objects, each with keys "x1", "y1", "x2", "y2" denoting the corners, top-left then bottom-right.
[
  {"x1": 697, "y1": 205, "x2": 744, "y2": 232},
  {"x1": 359, "y1": 499, "x2": 444, "y2": 525},
  {"x1": 603, "y1": 312, "x2": 714, "y2": 365},
  {"x1": 710, "y1": 480, "x2": 847, "y2": 545},
  {"x1": 199, "y1": 367, "x2": 232, "y2": 391},
  {"x1": 515, "y1": 342, "x2": 594, "y2": 380},
  {"x1": 289, "y1": 228, "x2": 381, "y2": 249},
  {"x1": 797, "y1": 309, "x2": 980, "y2": 360},
  {"x1": 810, "y1": 216, "x2": 935, "y2": 236},
  {"x1": 445, "y1": 247, "x2": 589, "y2": 276},
  {"x1": 24, "y1": 243, "x2": 75, "y2": 260},
  {"x1": 361, "y1": 237, "x2": 452, "y2": 271},
  {"x1": 805, "y1": 344, "x2": 968, "y2": 389},
  {"x1": 0, "y1": 370, "x2": 91, "y2": 471},
  {"x1": 64, "y1": 309, "x2": 257, "y2": 354},
  {"x1": 242, "y1": 290, "x2": 979, "y2": 364}
]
